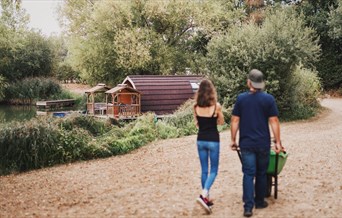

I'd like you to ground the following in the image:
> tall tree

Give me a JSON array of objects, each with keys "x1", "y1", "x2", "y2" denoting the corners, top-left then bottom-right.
[
  {"x1": 0, "y1": 0, "x2": 54, "y2": 82},
  {"x1": 59, "y1": 0, "x2": 244, "y2": 85},
  {"x1": 297, "y1": 0, "x2": 342, "y2": 88},
  {"x1": 206, "y1": 8, "x2": 320, "y2": 115},
  {"x1": 328, "y1": 0, "x2": 342, "y2": 39},
  {"x1": 0, "y1": 0, "x2": 28, "y2": 31}
]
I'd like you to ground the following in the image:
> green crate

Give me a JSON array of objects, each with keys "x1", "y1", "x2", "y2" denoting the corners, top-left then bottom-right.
[{"x1": 267, "y1": 150, "x2": 288, "y2": 175}]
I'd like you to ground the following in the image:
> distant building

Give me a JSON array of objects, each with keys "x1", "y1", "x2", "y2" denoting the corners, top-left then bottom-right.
[{"x1": 123, "y1": 75, "x2": 203, "y2": 115}]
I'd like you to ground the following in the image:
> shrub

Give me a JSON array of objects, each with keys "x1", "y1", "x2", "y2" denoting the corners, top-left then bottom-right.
[
  {"x1": 163, "y1": 99, "x2": 197, "y2": 136},
  {"x1": 281, "y1": 64, "x2": 322, "y2": 120},
  {"x1": 59, "y1": 114, "x2": 112, "y2": 136},
  {"x1": 0, "y1": 118, "x2": 61, "y2": 173},
  {"x1": 4, "y1": 77, "x2": 63, "y2": 104},
  {"x1": 0, "y1": 75, "x2": 8, "y2": 101},
  {"x1": 128, "y1": 113, "x2": 157, "y2": 142},
  {"x1": 155, "y1": 121, "x2": 179, "y2": 139},
  {"x1": 0, "y1": 116, "x2": 111, "y2": 175},
  {"x1": 206, "y1": 8, "x2": 321, "y2": 118}
]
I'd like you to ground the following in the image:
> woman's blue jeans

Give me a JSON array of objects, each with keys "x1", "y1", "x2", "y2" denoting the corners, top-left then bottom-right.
[
  {"x1": 197, "y1": 140, "x2": 220, "y2": 192},
  {"x1": 241, "y1": 147, "x2": 270, "y2": 210}
]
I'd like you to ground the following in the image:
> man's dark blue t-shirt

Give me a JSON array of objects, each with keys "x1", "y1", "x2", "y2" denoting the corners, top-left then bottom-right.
[{"x1": 232, "y1": 91, "x2": 279, "y2": 149}]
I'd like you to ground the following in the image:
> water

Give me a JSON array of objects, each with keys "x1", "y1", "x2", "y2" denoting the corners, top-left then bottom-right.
[
  {"x1": 0, "y1": 105, "x2": 37, "y2": 123},
  {"x1": 0, "y1": 104, "x2": 82, "y2": 124}
]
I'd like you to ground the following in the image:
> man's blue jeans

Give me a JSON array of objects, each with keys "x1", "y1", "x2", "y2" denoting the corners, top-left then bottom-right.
[
  {"x1": 197, "y1": 140, "x2": 220, "y2": 191},
  {"x1": 241, "y1": 147, "x2": 270, "y2": 210}
]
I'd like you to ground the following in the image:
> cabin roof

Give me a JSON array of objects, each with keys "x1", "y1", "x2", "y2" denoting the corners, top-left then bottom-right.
[
  {"x1": 85, "y1": 83, "x2": 111, "y2": 94},
  {"x1": 105, "y1": 84, "x2": 140, "y2": 94},
  {"x1": 123, "y1": 75, "x2": 203, "y2": 115}
]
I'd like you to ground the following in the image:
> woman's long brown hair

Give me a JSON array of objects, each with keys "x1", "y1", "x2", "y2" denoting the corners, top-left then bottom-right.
[{"x1": 195, "y1": 79, "x2": 217, "y2": 107}]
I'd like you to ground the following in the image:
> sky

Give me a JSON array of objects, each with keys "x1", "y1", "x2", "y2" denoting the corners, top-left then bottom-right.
[{"x1": 21, "y1": 0, "x2": 63, "y2": 36}]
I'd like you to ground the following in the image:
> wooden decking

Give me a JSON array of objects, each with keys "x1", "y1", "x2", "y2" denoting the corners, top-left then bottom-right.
[{"x1": 36, "y1": 99, "x2": 76, "y2": 109}]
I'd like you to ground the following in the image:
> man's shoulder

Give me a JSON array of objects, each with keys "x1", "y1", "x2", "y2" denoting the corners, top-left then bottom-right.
[
  {"x1": 237, "y1": 92, "x2": 249, "y2": 98},
  {"x1": 260, "y1": 92, "x2": 275, "y2": 99}
]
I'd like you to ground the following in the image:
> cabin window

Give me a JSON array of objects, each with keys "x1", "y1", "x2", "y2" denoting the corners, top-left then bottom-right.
[{"x1": 190, "y1": 82, "x2": 200, "y2": 92}]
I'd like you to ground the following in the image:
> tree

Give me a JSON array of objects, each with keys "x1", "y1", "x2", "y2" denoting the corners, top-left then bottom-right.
[
  {"x1": 205, "y1": 8, "x2": 320, "y2": 116},
  {"x1": 0, "y1": 0, "x2": 29, "y2": 32},
  {"x1": 297, "y1": 0, "x2": 342, "y2": 88},
  {"x1": 0, "y1": 0, "x2": 54, "y2": 82},
  {"x1": 1, "y1": 31, "x2": 54, "y2": 81},
  {"x1": 59, "y1": 0, "x2": 244, "y2": 85},
  {"x1": 0, "y1": 75, "x2": 7, "y2": 101},
  {"x1": 328, "y1": 0, "x2": 342, "y2": 39}
]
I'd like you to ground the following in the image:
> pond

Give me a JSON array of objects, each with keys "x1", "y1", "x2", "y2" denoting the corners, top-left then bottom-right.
[
  {"x1": 0, "y1": 105, "x2": 37, "y2": 123},
  {"x1": 0, "y1": 104, "x2": 83, "y2": 124}
]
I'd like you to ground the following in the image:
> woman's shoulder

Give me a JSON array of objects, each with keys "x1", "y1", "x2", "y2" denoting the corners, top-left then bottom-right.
[{"x1": 216, "y1": 102, "x2": 222, "y2": 109}]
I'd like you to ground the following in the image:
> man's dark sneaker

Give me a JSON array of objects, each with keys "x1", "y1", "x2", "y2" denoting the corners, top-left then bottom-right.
[
  {"x1": 255, "y1": 201, "x2": 268, "y2": 209},
  {"x1": 243, "y1": 209, "x2": 253, "y2": 217},
  {"x1": 196, "y1": 195, "x2": 212, "y2": 214}
]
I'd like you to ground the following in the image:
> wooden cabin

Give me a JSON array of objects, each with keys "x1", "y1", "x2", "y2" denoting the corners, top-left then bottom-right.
[
  {"x1": 85, "y1": 83, "x2": 111, "y2": 115},
  {"x1": 105, "y1": 84, "x2": 141, "y2": 118},
  {"x1": 123, "y1": 75, "x2": 203, "y2": 115}
]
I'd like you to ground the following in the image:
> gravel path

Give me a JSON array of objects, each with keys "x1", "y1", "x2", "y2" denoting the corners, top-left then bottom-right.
[{"x1": 1, "y1": 98, "x2": 341, "y2": 218}]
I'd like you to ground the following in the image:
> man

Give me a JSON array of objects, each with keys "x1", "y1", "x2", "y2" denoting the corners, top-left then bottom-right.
[{"x1": 230, "y1": 69, "x2": 282, "y2": 217}]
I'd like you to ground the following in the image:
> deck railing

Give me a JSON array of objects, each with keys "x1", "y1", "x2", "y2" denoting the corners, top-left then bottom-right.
[
  {"x1": 106, "y1": 104, "x2": 140, "y2": 118},
  {"x1": 118, "y1": 104, "x2": 140, "y2": 118}
]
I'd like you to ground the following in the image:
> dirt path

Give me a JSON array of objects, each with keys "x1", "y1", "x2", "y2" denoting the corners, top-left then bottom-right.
[{"x1": 1, "y1": 98, "x2": 342, "y2": 218}]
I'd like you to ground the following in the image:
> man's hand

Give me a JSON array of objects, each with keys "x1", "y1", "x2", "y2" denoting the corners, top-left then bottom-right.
[
  {"x1": 274, "y1": 142, "x2": 283, "y2": 153},
  {"x1": 230, "y1": 142, "x2": 239, "y2": 151}
]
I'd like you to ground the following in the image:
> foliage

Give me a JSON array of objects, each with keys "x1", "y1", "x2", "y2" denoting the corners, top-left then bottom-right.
[
  {"x1": 48, "y1": 35, "x2": 81, "y2": 83},
  {"x1": 155, "y1": 121, "x2": 179, "y2": 139},
  {"x1": 282, "y1": 64, "x2": 322, "y2": 120},
  {"x1": 59, "y1": 0, "x2": 244, "y2": 85},
  {"x1": 0, "y1": 95, "x2": 226, "y2": 175},
  {"x1": 328, "y1": 0, "x2": 342, "y2": 39},
  {"x1": 205, "y1": 8, "x2": 321, "y2": 117},
  {"x1": 55, "y1": 61, "x2": 82, "y2": 83},
  {"x1": 3, "y1": 77, "x2": 76, "y2": 104},
  {"x1": 58, "y1": 114, "x2": 112, "y2": 137},
  {"x1": 0, "y1": 0, "x2": 29, "y2": 31},
  {"x1": 297, "y1": 0, "x2": 342, "y2": 88},
  {"x1": 0, "y1": 29, "x2": 55, "y2": 81},
  {"x1": 0, "y1": 115, "x2": 113, "y2": 175},
  {"x1": 0, "y1": 1, "x2": 55, "y2": 84},
  {"x1": 163, "y1": 99, "x2": 198, "y2": 136},
  {"x1": 0, "y1": 75, "x2": 7, "y2": 101}
]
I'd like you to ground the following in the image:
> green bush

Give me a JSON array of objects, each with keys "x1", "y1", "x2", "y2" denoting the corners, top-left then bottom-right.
[
  {"x1": 98, "y1": 113, "x2": 158, "y2": 154},
  {"x1": 0, "y1": 75, "x2": 8, "y2": 101},
  {"x1": 56, "y1": 127, "x2": 92, "y2": 162},
  {"x1": 163, "y1": 99, "x2": 197, "y2": 136},
  {"x1": 0, "y1": 118, "x2": 61, "y2": 173},
  {"x1": 206, "y1": 8, "x2": 321, "y2": 117},
  {"x1": 281, "y1": 64, "x2": 322, "y2": 120},
  {"x1": 128, "y1": 113, "x2": 157, "y2": 141},
  {"x1": 155, "y1": 121, "x2": 179, "y2": 139},
  {"x1": 0, "y1": 116, "x2": 111, "y2": 175},
  {"x1": 3, "y1": 77, "x2": 84, "y2": 105},
  {"x1": 0, "y1": 98, "x2": 228, "y2": 175},
  {"x1": 4, "y1": 77, "x2": 63, "y2": 104},
  {"x1": 59, "y1": 114, "x2": 112, "y2": 136}
]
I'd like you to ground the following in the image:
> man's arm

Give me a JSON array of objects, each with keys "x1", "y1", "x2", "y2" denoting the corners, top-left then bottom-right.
[
  {"x1": 269, "y1": 116, "x2": 282, "y2": 153},
  {"x1": 230, "y1": 115, "x2": 240, "y2": 150}
]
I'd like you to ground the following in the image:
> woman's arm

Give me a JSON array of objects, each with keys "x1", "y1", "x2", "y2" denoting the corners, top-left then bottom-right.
[
  {"x1": 216, "y1": 103, "x2": 225, "y2": 125},
  {"x1": 193, "y1": 105, "x2": 199, "y2": 128}
]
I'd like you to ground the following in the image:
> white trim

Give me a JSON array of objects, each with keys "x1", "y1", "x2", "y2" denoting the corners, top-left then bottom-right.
[{"x1": 122, "y1": 76, "x2": 136, "y2": 89}]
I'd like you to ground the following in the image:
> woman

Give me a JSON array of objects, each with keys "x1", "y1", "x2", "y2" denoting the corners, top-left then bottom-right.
[{"x1": 194, "y1": 79, "x2": 225, "y2": 213}]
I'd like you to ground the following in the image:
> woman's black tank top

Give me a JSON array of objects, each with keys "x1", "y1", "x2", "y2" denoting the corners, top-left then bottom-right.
[{"x1": 195, "y1": 105, "x2": 220, "y2": 142}]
